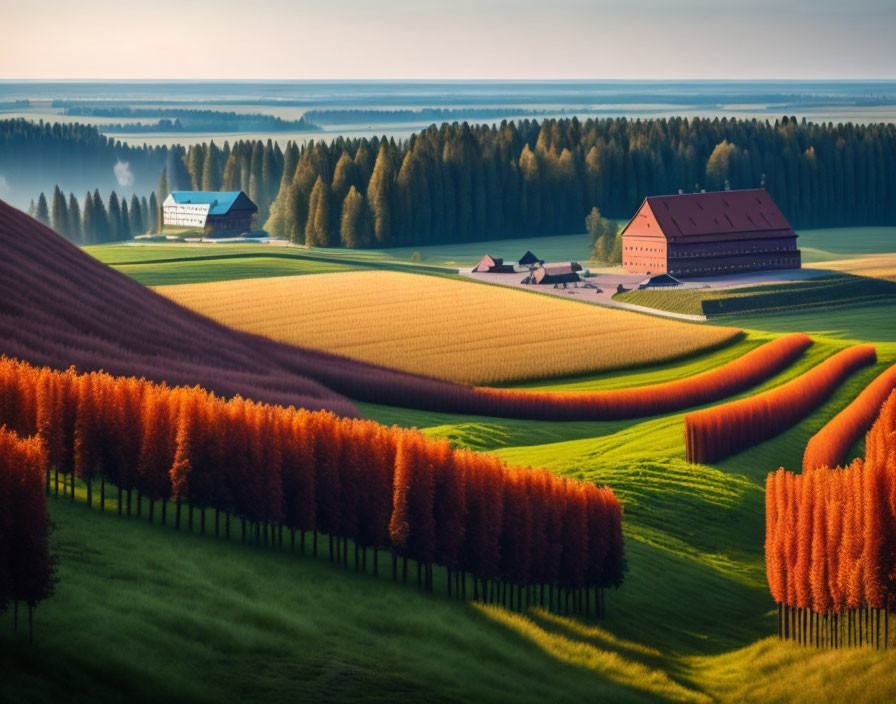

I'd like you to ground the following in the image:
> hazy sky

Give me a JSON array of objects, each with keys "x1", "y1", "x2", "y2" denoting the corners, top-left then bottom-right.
[{"x1": 1, "y1": 0, "x2": 894, "y2": 80}]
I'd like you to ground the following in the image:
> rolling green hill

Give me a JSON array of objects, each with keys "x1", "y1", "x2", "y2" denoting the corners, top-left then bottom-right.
[{"x1": 7, "y1": 231, "x2": 896, "y2": 702}]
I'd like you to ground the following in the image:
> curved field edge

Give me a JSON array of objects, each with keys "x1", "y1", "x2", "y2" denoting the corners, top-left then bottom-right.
[
  {"x1": 154, "y1": 270, "x2": 741, "y2": 386},
  {"x1": 6, "y1": 343, "x2": 896, "y2": 703},
  {"x1": 802, "y1": 362, "x2": 896, "y2": 471}
]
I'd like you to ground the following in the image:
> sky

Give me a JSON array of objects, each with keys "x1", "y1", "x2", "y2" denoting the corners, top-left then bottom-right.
[{"x1": 1, "y1": 0, "x2": 894, "y2": 80}]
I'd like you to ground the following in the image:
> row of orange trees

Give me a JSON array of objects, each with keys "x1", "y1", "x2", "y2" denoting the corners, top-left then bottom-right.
[
  {"x1": 0, "y1": 356, "x2": 625, "y2": 615},
  {"x1": 802, "y1": 363, "x2": 896, "y2": 472},
  {"x1": 766, "y1": 389, "x2": 896, "y2": 648},
  {"x1": 477, "y1": 333, "x2": 812, "y2": 420},
  {"x1": 0, "y1": 427, "x2": 53, "y2": 642},
  {"x1": 685, "y1": 345, "x2": 877, "y2": 464}
]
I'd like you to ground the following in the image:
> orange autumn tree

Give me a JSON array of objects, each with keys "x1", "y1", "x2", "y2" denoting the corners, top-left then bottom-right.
[
  {"x1": 0, "y1": 354, "x2": 626, "y2": 616},
  {"x1": 766, "y1": 389, "x2": 896, "y2": 648}
]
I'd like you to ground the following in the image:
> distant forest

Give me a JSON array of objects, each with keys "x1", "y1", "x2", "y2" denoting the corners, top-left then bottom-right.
[
  {"x1": 264, "y1": 116, "x2": 896, "y2": 247},
  {"x1": 8, "y1": 116, "x2": 896, "y2": 248},
  {"x1": 60, "y1": 107, "x2": 317, "y2": 133},
  {"x1": 303, "y1": 108, "x2": 557, "y2": 125}
]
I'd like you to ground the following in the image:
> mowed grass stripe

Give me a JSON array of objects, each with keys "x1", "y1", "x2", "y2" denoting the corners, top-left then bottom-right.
[
  {"x1": 156, "y1": 271, "x2": 740, "y2": 385},
  {"x1": 116, "y1": 256, "x2": 355, "y2": 286}
]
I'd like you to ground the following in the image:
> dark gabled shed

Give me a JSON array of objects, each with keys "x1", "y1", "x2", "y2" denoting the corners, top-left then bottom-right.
[{"x1": 518, "y1": 250, "x2": 543, "y2": 267}]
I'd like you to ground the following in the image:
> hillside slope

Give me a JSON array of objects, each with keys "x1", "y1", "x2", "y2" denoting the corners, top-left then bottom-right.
[
  {"x1": 0, "y1": 200, "x2": 755, "y2": 421},
  {"x1": 0, "y1": 200, "x2": 362, "y2": 415}
]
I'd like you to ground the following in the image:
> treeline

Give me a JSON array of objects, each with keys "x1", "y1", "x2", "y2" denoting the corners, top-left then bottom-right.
[
  {"x1": 12, "y1": 115, "x2": 896, "y2": 247},
  {"x1": 29, "y1": 186, "x2": 159, "y2": 244},
  {"x1": 3, "y1": 119, "x2": 286, "y2": 224},
  {"x1": 303, "y1": 108, "x2": 554, "y2": 125},
  {"x1": 0, "y1": 427, "x2": 54, "y2": 642},
  {"x1": 685, "y1": 345, "x2": 877, "y2": 464},
  {"x1": 264, "y1": 116, "x2": 896, "y2": 248},
  {"x1": 766, "y1": 389, "x2": 896, "y2": 648},
  {"x1": 0, "y1": 356, "x2": 626, "y2": 615},
  {"x1": 62, "y1": 108, "x2": 318, "y2": 133},
  {"x1": 802, "y1": 363, "x2": 896, "y2": 472}
]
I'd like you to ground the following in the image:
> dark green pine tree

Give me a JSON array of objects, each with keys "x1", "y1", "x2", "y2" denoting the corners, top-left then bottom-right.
[
  {"x1": 148, "y1": 192, "x2": 159, "y2": 234},
  {"x1": 129, "y1": 194, "x2": 144, "y2": 235},
  {"x1": 92, "y1": 189, "x2": 110, "y2": 242},
  {"x1": 67, "y1": 192, "x2": 82, "y2": 243},
  {"x1": 81, "y1": 191, "x2": 96, "y2": 244},
  {"x1": 140, "y1": 196, "x2": 151, "y2": 233},
  {"x1": 35, "y1": 192, "x2": 50, "y2": 225},
  {"x1": 201, "y1": 141, "x2": 223, "y2": 191},
  {"x1": 120, "y1": 199, "x2": 132, "y2": 239},
  {"x1": 50, "y1": 185, "x2": 69, "y2": 237},
  {"x1": 107, "y1": 191, "x2": 122, "y2": 241},
  {"x1": 157, "y1": 168, "x2": 169, "y2": 203},
  {"x1": 248, "y1": 141, "x2": 265, "y2": 218}
]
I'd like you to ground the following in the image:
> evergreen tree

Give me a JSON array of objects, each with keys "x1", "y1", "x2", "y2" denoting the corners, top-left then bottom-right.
[
  {"x1": 81, "y1": 191, "x2": 96, "y2": 244},
  {"x1": 221, "y1": 146, "x2": 242, "y2": 191},
  {"x1": 120, "y1": 199, "x2": 132, "y2": 239},
  {"x1": 148, "y1": 192, "x2": 159, "y2": 234},
  {"x1": 107, "y1": 191, "x2": 122, "y2": 241},
  {"x1": 35, "y1": 193, "x2": 50, "y2": 225},
  {"x1": 184, "y1": 146, "x2": 204, "y2": 190},
  {"x1": 305, "y1": 176, "x2": 332, "y2": 247},
  {"x1": 340, "y1": 186, "x2": 368, "y2": 248},
  {"x1": 367, "y1": 144, "x2": 394, "y2": 245},
  {"x1": 201, "y1": 141, "x2": 223, "y2": 191},
  {"x1": 157, "y1": 167, "x2": 169, "y2": 211},
  {"x1": 129, "y1": 194, "x2": 144, "y2": 235},
  {"x1": 50, "y1": 186, "x2": 68, "y2": 237},
  {"x1": 67, "y1": 193, "x2": 82, "y2": 243},
  {"x1": 92, "y1": 189, "x2": 110, "y2": 243}
]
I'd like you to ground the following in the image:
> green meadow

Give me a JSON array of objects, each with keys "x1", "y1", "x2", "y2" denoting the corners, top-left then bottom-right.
[{"x1": 4, "y1": 231, "x2": 896, "y2": 702}]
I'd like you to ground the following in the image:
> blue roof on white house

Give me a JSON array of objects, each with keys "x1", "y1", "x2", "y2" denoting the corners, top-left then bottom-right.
[{"x1": 167, "y1": 191, "x2": 256, "y2": 216}]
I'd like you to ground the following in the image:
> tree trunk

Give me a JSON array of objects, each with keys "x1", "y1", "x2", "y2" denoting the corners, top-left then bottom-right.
[
  {"x1": 100, "y1": 475, "x2": 105, "y2": 511},
  {"x1": 215, "y1": 508, "x2": 220, "y2": 537},
  {"x1": 161, "y1": 498, "x2": 167, "y2": 526},
  {"x1": 148, "y1": 498, "x2": 155, "y2": 524},
  {"x1": 176, "y1": 500, "x2": 182, "y2": 529},
  {"x1": 86, "y1": 475, "x2": 92, "y2": 509},
  {"x1": 28, "y1": 605, "x2": 33, "y2": 644},
  {"x1": 136, "y1": 489, "x2": 142, "y2": 518},
  {"x1": 127, "y1": 488, "x2": 132, "y2": 517},
  {"x1": 54, "y1": 467, "x2": 59, "y2": 497},
  {"x1": 117, "y1": 485, "x2": 123, "y2": 515}
]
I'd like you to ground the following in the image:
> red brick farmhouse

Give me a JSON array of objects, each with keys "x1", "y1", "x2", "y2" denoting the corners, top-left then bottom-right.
[{"x1": 620, "y1": 189, "x2": 801, "y2": 277}]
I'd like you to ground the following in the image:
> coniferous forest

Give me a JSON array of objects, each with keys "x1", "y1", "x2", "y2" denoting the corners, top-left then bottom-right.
[{"x1": 8, "y1": 115, "x2": 896, "y2": 247}]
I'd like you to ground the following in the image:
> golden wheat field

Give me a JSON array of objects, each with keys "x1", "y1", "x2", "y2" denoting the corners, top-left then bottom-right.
[
  {"x1": 806, "y1": 254, "x2": 896, "y2": 281},
  {"x1": 157, "y1": 271, "x2": 741, "y2": 384}
]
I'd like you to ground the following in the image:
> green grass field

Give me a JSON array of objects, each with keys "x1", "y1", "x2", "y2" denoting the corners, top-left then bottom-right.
[
  {"x1": 614, "y1": 275, "x2": 896, "y2": 318},
  {"x1": 6, "y1": 230, "x2": 896, "y2": 701},
  {"x1": 5, "y1": 335, "x2": 896, "y2": 703}
]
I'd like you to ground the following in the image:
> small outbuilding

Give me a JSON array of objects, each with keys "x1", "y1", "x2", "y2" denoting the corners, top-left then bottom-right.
[
  {"x1": 534, "y1": 265, "x2": 582, "y2": 286},
  {"x1": 638, "y1": 273, "x2": 684, "y2": 289},
  {"x1": 518, "y1": 250, "x2": 543, "y2": 267},
  {"x1": 472, "y1": 254, "x2": 516, "y2": 273}
]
